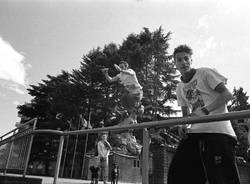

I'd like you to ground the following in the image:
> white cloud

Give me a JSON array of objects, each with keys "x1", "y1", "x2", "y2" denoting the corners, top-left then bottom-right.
[
  {"x1": 8, "y1": 84, "x2": 26, "y2": 95},
  {"x1": 205, "y1": 36, "x2": 217, "y2": 49},
  {"x1": 216, "y1": 0, "x2": 250, "y2": 14},
  {"x1": 0, "y1": 92, "x2": 6, "y2": 97},
  {"x1": 196, "y1": 36, "x2": 218, "y2": 57},
  {"x1": 0, "y1": 37, "x2": 28, "y2": 86},
  {"x1": 13, "y1": 100, "x2": 20, "y2": 106},
  {"x1": 197, "y1": 15, "x2": 209, "y2": 30},
  {"x1": 0, "y1": 79, "x2": 27, "y2": 95}
]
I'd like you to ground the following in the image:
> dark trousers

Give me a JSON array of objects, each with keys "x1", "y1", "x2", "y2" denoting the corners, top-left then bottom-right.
[
  {"x1": 167, "y1": 133, "x2": 241, "y2": 184},
  {"x1": 100, "y1": 157, "x2": 108, "y2": 183}
]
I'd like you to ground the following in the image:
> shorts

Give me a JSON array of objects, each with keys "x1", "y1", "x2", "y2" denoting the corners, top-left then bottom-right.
[
  {"x1": 167, "y1": 133, "x2": 240, "y2": 184},
  {"x1": 121, "y1": 90, "x2": 143, "y2": 110}
]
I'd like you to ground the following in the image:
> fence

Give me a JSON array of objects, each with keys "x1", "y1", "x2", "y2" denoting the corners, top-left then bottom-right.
[
  {"x1": 0, "y1": 118, "x2": 37, "y2": 176},
  {"x1": 0, "y1": 110, "x2": 250, "y2": 184}
]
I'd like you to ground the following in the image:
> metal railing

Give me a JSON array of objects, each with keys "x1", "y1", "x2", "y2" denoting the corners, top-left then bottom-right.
[
  {"x1": 1, "y1": 110, "x2": 250, "y2": 184},
  {"x1": 0, "y1": 118, "x2": 37, "y2": 176}
]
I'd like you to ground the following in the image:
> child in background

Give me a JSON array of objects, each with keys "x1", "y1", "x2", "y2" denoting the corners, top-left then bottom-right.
[{"x1": 90, "y1": 157, "x2": 100, "y2": 184}]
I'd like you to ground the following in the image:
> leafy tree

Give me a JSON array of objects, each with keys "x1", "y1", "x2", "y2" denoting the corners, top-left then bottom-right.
[
  {"x1": 119, "y1": 27, "x2": 178, "y2": 121},
  {"x1": 228, "y1": 87, "x2": 250, "y2": 111},
  {"x1": 16, "y1": 27, "x2": 179, "y2": 175},
  {"x1": 228, "y1": 87, "x2": 250, "y2": 158}
]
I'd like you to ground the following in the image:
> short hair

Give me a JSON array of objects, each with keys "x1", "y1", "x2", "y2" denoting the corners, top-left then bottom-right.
[
  {"x1": 173, "y1": 45, "x2": 193, "y2": 58},
  {"x1": 120, "y1": 61, "x2": 129, "y2": 68},
  {"x1": 101, "y1": 131, "x2": 108, "y2": 135}
]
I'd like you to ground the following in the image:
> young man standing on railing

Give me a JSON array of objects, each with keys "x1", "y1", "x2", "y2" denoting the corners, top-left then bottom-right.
[
  {"x1": 102, "y1": 61, "x2": 143, "y2": 125},
  {"x1": 167, "y1": 44, "x2": 240, "y2": 184}
]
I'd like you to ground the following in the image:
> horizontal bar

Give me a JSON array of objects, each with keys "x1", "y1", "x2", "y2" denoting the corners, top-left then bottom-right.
[
  {"x1": 65, "y1": 110, "x2": 250, "y2": 135},
  {"x1": 0, "y1": 118, "x2": 37, "y2": 140},
  {"x1": 0, "y1": 130, "x2": 63, "y2": 146},
  {"x1": 1, "y1": 110, "x2": 250, "y2": 143}
]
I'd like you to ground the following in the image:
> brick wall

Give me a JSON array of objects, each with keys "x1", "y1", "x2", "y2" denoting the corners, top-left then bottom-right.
[
  {"x1": 238, "y1": 163, "x2": 250, "y2": 184},
  {"x1": 150, "y1": 145, "x2": 174, "y2": 184}
]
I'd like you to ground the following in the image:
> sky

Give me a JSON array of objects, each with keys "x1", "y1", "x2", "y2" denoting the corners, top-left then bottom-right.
[{"x1": 0, "y1": 0, "x2": 250, "y2": 135}]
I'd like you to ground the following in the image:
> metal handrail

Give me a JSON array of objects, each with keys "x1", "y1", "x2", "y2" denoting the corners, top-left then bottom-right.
[
  {"x1": 2, "y1": 110, "x2": 249, "y2": 140},
  {"x1": 64, "y1": 109, "x2": 250, "y2": 135},
  {"x1": 0, "y1": 118, "x2": 37, "y2": 141},
  {"x1": 1, "y1": 110, "x2": 250, "y2": 184}
]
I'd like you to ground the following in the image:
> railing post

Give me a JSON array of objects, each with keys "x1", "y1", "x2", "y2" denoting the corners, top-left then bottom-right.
[
  {"x1": 70, "y1": 134, "x2": 79, "y2": 178},
  {"x1": 60, "y1": 135, "x2": 69, "y2": 177},
  {"x1": 142, "y1": 128, "x2": 149, "y2": 184},
  {"x1": 53, "y1": 135, "x2": 65, "y2": 184},
  {"x1": 23, "y1": 118, "x2": 37, "y2": 177},
  {"x1": 4, "y1": 139, "x2": 14, "y2": 175},
  {"x1": 81, "y1": 133, "x2": 89, "y2": 179}
]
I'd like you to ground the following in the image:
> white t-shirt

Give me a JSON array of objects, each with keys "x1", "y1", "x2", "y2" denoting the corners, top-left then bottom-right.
[
  {"x1": 117, "y1": 69, "x2": 142, "y2": 94},
  {"x1": 97, "y1": 140, "x2": 110, "y2": 158},
  {"x1": 176, "y1": 67, "x2": 236, "y2": 137}
]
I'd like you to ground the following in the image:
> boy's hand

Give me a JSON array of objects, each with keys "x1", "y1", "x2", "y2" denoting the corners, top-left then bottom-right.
[
  {"x1": 178, "y1": 125, "x2": 188, "y2": 139},
  {"x1": 104, "y1": 141, "x2": 111, "y2": 150},
  {"x1": 114, "y1": 64, "x2": 121, "y2": 72},
  {"x1": 190, "y1": 107, "x2": 207, "y2": 117},
  {"x1": 101, "y1": 68, "x2": 109, "y2": 73}
]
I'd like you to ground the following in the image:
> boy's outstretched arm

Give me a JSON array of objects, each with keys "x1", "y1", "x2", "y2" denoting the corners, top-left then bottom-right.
[{"x1": 102, "y1": 68, "x2": 119, "y2": 83}]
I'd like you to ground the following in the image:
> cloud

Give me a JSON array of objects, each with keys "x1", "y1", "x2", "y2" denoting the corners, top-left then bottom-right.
[
  {"x1": 13, "y1": 100, "x2": 20, "y2": 106},
  {"x1": 216, "y1": 0, "x2": 250, "y2": 14},
  {"x1": 0, "y1": 37, "x2": 28, "y2": 86},
  {"x1": 0, "y1": 92, "x2": 6, "y2": 97},
  {"x1": 196, "y1": 36, "x2": 218, "y2": 58},
  {"x1": 8, "y1": 84, "x2": 26, "y2": 95},
  {"x1": 197, "y1": 15, "x2": 209, "y2": 30},
  {"x1": 205, "y1": 36, "x2": 217, "y2": 50}
]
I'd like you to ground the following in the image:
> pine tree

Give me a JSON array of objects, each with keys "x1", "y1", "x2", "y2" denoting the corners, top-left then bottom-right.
[{"x1": 228, "y1": 87, "x2": 250, "y2": 159}]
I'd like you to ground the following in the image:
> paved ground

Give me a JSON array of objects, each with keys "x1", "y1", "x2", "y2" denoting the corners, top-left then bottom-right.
[
  {"x1": 41, "y1": 176, "x2": 139, "y2": 184},
  {"x1": 2, "y1": 173, "x2": 141, "y2": 184}
]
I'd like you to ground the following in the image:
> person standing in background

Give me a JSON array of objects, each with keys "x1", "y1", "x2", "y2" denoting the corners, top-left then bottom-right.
[{"x1": 97, "y1": 132, "x2": 112, "y2": 184}]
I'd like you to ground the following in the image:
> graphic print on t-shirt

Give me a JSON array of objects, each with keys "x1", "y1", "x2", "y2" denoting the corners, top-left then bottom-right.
[{"x1": 183, "y1": 79, "x2": 205, "y2": 112}]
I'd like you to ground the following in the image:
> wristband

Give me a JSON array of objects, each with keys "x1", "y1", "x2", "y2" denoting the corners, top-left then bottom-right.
[{"x1": 201, "y1": 107, "x2": 209, "y2": 115}]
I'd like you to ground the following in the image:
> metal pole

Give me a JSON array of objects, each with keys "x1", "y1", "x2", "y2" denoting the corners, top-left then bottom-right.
[
  {"x1": 4, "y1": 139, "x2": 14, "y2": 175},
  {"x1": 53, "y1": 135, "x2": 65, "y2": 184},
  {"x1": 22, "y1": 134, "x2": 34, "y2": 177},
  {"x1": 70, "y1": 117, "x2": 81, "y2": 178},
  {"x1": 60, "y1": 134, "x2": 69, "y2": 177},
  {"x1": 80, "y1": 133, "x2": 89, "y2": 178},
  {"x1": 142, "y1": 128, "x2": 149, "y2": 184},
  {"x1": 70, "y1": 134, "x2": 79, "y2": 178},
  {"x1": 81, "y1": 111, "x2": 91, "y2": 179},
  {"x1": 23, "y1": 118, "x2": 37, "y2": 177}
]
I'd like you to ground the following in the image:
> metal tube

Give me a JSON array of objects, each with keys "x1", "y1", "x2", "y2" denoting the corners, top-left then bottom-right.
[
  {"x1": 60, "y1": 135, "x2": 69, "y2": 177},
  {"x1": 53, "y1": 135, "x2": 65, "y2": 184},
  {"x1": 70, "y1": 134, "x2": 79, "y2": 178},
  {"x1": 80, "y1": 133, "x2": 88, "y2": 178},
  {"x1": 70, "y1": 117, "x2": 82, "y2": 178},
  {"x1": 4, "y1": 139, "x2": 14, "y2": 175},
  {"x1": 22, "y1": 134, "x2": 34, "y2": 177},
  {"x1": 81, "y1": 111, "x2": 91, "y2": 179},
  {"x1": 23, "y1": 118, "x2": 37, "y2": 177},
  {"x1": 65, "y1": 110, "x2": 250, "y2": 135},
  {"x1": 142, "y1": 128, "x2": 149, "y2": 184}
]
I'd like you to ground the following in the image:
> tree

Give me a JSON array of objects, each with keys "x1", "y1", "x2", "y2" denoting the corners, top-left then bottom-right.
[
  {"x1": 17, "y1": 27, "x2": 179, "y2": 173},
  {"x1": 228, "y1": 87, "x2": 250, "y2": 111},
  {"x1": 119, "y1": 27, "x2": 178, "y2": 121},
  {"x1": 228, "y1": 87, "x2": 250, "y2": 158}
]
